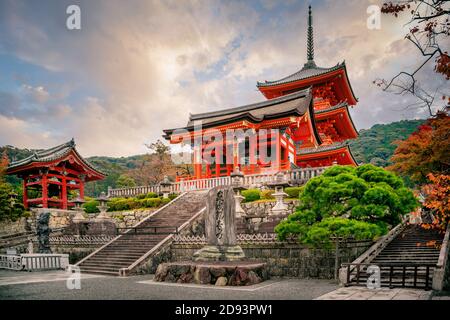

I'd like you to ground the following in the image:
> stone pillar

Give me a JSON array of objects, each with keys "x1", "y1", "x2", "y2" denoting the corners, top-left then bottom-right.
[{"x1": 193, "y1": 186, "x2": 245, "y2": 261}]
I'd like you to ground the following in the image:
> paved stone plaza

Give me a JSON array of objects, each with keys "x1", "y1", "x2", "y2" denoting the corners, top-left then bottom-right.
[
  {"x1": 1, "y1": 270, "x2": 449, "y2": 300},
  {"x1": 315, "y1": 286, "x2": 432, "y2": 300},
  {"x1": 0, "y1": 270, "x2": 338, "y2": 300}
]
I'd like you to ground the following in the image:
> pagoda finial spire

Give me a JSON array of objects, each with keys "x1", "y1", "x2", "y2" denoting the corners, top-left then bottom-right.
[{"x1": 304, "y1": 5, "x2": 316, "y2": 69}]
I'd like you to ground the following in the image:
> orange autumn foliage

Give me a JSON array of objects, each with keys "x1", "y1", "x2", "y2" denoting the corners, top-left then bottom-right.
[
  {"x1": 422, "y1": 173, "x2": 450, "y2": 230},
  {"x1": 388, "y1": 112, "x2": 450, "y2": 184}
]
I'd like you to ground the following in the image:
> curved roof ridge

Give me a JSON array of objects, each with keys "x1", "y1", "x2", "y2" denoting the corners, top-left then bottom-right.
[
  {"x1": 257, "y1": 61, "x2": 345, "y2": 88},
  {"x1": 190, "y1": 87, "x2": 311, "y2": 121}
]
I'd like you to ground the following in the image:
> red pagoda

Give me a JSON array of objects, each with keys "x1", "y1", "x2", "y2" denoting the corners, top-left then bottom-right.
[
  {"x1": 6, "y1": 139, "x2": 105, "y2": 210},
  {"x1": 163, "y1": 6, "x2": 358, "y2": 180},
  {"x1": 257, "y1": 5, "x2": 358, "y2": 168}
]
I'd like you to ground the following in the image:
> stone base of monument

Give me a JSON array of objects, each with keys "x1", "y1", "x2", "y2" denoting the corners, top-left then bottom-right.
[
  {"x1": 154, "y1": 261, "x2": 268, "y2": 286},
  {"x1": 192, "y1": 245, "x2": 246, "y2": 262}
]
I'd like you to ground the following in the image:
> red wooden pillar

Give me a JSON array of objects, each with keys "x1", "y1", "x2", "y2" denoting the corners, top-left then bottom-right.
[
  {"x1": 275, "y1": 131, "x2": 281, "y2": 171},
  {"x1": 193, "y1": 144, "x2": 202, "y2": 179},
  {"x1": 249, "y1": 135, "x2": 256, "y2": 174},
  {"x1": 215, "y1": 149, "x2": 221, "y2": 178},
  {"x1": 61, "y1": 175, "x2": 68, "y2": 210},
  {"x1": 42, "y1": 174, "x2": 48, "y2": 208},
  {"x1": 79, "y1": 175, "x2": 85, "y2": 199},
  {"x1": 22, "y1": 178, "x2": 28, "y2": 209}
]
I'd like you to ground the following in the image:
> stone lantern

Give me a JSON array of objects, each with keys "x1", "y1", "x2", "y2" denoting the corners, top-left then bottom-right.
[
  {"x1": 267, "y1": 171, "x2": 290, "y2": 216},
  {"x1": 230, "y1": 167, "x2": 246, "y2": 218},
  {"x1": 9, "y1": 191, "x2": 18, "y2": 206},
  {"x1": 95, "y1": 192, "x2": 111, "y2": 220},
  {"x1": 160, "y1": 176, "x2": 172, "y2": 199},
  {"x1": 71, "y1": 197, "x2": 86, "y2": 222}
]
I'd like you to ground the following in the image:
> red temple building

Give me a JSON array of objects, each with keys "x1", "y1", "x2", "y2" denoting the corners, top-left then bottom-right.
[
  {"x1": 6, "y1": 139, "x2": 105, "y2": 210},
  {"x1": 257, "y1": 5, "x2": 358, "y2": 168},
  {"x1": 163, "y1": 6, "x2": 358, "y2": 180}
]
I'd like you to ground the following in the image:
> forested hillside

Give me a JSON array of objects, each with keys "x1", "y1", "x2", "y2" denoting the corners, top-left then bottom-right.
[{"x1": 349, "y1": 119, "x2": 424, "y2": 167}]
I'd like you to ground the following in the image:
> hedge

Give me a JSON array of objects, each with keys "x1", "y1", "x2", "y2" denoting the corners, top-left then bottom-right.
[
  {"x1": 241, "y1": 189, "x2": 261, "y2": 202},
  {"x1": 285, "y1": 187, "x2": 303, "y2": 199}
]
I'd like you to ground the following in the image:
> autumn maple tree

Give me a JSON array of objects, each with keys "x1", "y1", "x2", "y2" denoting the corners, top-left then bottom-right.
[
  {"x1": 422, "y1": 173, "x2": 450, "y2": 230},
  {"x1": 388, "y1": 111, "x2": 450, "y2": 184}
]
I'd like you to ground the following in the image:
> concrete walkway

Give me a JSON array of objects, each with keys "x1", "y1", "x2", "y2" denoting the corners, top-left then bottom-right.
[{"x1": 315, "y1": 286, "x2": 432, "y2": 300}]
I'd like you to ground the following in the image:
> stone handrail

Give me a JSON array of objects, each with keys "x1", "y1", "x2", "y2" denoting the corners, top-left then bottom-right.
[
  {"x1": 351, "y1": 222, "x2": 407, "y2": 265},
  {"x1": 432, "y1": 223, "x2": 450, "y2": 291},
  {"x1": 108, "y1": 166, "x2": 330, "y2": 198}
]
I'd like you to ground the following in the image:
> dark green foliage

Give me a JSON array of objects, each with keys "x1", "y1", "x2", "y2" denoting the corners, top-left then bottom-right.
[
  {"x1": 161, "y1": 197, "x2": 171, "y2": 205},
  {"x1": 241, "y1": 189, "x2": 261, "y2": 202},
  {"x1": 107, "y1": 194, "x2": 177, "y2": 211},
  {"x1": 146, "y1": 192, "x2": 158, "y2": 198},
  {"x1": 168, "y1": 193, "x2": 178, "y2": 200},
  {"x1": 116, "y1": 174, "x2": 136, "y2": 188},
  {"x1": 275, "y1": 165, "x2": 419, "y2": 245},
  {"x1": 0, "y1": 182, "x2": 26, "y2": 221},
  {"x1": 284, "y1": 187, "x2": 304, "y2": 199},
  {"x1": 83, "y1": 200, "x2": 100, "y2": 214},
  {"x1": 349, "y1": 119, "x2": 425, "y2": 166}
]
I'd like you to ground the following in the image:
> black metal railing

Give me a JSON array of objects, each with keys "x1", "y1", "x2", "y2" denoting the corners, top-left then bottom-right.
[
  {"x1": 115, "y1": 225, "x2": 179, "y2": 235},
  {"x1": 341, "y1": 262, "x2": 436, "y2": 290}
]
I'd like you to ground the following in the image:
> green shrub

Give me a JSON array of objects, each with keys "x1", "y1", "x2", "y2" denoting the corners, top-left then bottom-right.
[
  {"x1": 261, "y1": 190, "x2": 275, "y2": 200},
  {"x1": 242, "y1": 189, "x2": 261, "y2": 202},
  {"x1": 146, "y1": 192, "x2": 158, "y2": 199},
  {"x1": 275, "y1": 164, "x2": 420, "y2": 245},
  {"x1": 161, "y1": 197, "x2": 171, "y2": 205},
  {"x1": 136, "y1": 194, "x2": 146, "y2": 200},
  {"x1": 144, "y1": 198, "x2": 162, "y2": 208},
  {"x1": 169, "y1": 193, "x2": 178, "y2": 200},
  {"x1": 285, "y1": 187, "x2": 303, "y2": 199},
  {"x1": 83, "y1": 200, "x2": 100, "y2": 213}
]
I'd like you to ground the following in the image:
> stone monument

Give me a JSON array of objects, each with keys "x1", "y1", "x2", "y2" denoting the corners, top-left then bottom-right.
[
  {"x1": 36, "y1": 211, "x2": 52, "y2": 253},
  {"x1": 193, "y1": 186, "x2": 245, "y2": 261}
]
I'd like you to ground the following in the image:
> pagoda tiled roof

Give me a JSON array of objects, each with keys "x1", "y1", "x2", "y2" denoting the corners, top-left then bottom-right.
[
  {"x1": 163, "y1": 88, "x2": 316, "y2": 138},
  {"x1": 314, "y1": 101, "x2": 348, "y2": 114},
  {"x1": 7, "y1": 139, "x2": 106, "y2": 176},
  {"x1": 297, "y1": 141, "x2": 349, "y2": 155},
  {"x1": 257, "y1": 62, "x2": 345, "y2": 88}
]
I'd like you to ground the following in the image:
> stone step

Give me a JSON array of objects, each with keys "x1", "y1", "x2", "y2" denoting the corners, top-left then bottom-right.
[{"x1": 79, "y1": 268, "x2": 120, "y2": 276}]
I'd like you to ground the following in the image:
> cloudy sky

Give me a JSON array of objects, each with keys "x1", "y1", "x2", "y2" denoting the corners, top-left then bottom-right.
[{"x1": 0, "y1": 0, "x2": 448, "y2": 157}]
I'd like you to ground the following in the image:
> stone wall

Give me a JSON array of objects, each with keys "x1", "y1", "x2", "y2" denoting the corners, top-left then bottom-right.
[
  {"x1": 109, "y1": 209, "x2": 156, "y2": 229},
  {"x1": 0, "y1": 217, "x2": 31, "y2": 236},
  {"x1": 170, "y1": 240, "x2": 372, "y2": 279},
  {"x1": 242, "y1": 200, "x2": 299, "y2": 216}
]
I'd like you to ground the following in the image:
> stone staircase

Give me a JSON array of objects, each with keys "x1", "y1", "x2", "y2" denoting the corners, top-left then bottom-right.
[
  {"x1": 345, "y1": 224, "x2": 444, "y2": 289},
  {"x1": 76, "y1": 191, "x2": 207, "y2": 276}
]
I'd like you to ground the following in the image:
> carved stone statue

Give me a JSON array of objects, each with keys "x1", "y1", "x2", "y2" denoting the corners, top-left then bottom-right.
[
  {"x1": 193, "y1": 186, "x2": 245, "y2": 261},
  {"x1": 36, "y1": 211, "x2": 52, "y2": 253}
]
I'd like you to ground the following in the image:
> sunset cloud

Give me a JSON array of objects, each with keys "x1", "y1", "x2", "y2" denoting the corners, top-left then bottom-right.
[{"x1": 0, "y1": 0, "x2": 447, "y2": 156}]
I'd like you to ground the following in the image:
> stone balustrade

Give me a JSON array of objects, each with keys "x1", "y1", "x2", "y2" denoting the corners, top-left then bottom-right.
[{"x1": 107, "y1": 166, "x2": 329, "y2": 198}]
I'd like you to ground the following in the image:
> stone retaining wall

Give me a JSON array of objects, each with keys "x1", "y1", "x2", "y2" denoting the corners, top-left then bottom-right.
[
  {"x1": 242, "y1": 200, "x2": 299, "y2": 216},
  {"x1": 0, "y1": 218, "x2": 30, "y2": 236},
  {"x1": 170, "y1": 240, "x2": 372, "y2": 279}
]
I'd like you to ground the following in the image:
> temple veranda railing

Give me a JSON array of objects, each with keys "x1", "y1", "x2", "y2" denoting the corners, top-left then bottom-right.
[{"x1": 107, "y1": 166, "x2": 329, "y2": 198}]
